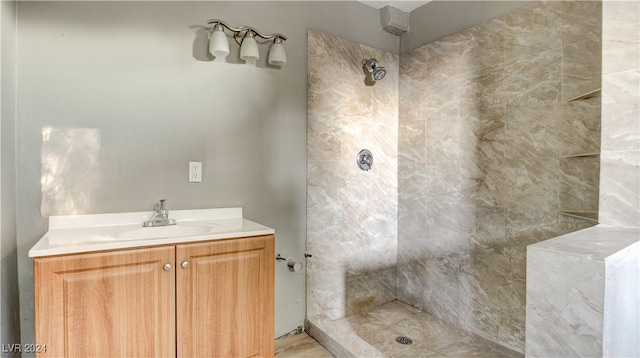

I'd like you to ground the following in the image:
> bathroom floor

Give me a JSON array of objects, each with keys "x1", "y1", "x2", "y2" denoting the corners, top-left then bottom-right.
[
  {"x1": 275, "y1": 332, "x2": 333, "y2": 357},
  {"x1": 308, "y1": 300, "x2": 524, "y2": 358}
]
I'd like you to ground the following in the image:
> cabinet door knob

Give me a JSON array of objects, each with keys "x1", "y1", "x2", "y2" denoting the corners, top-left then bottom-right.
[
  {"x1": 181, "y1": 261, "x2": 190, "y2": 269},
  {"x1": 163, "y1": 263, "x2": 172, "y2": 271}
]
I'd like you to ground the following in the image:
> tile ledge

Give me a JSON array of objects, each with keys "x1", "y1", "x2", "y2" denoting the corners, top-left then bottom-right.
[{"x1": 527, "y1": 224, "x2": 640, "y2": 260}]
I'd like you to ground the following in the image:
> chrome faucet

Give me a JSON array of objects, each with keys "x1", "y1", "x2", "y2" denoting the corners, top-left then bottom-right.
[{"x1": 143, "y1": 199, "x2": 177, "y2": 227}]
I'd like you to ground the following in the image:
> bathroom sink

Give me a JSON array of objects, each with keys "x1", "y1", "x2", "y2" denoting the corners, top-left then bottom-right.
[
  {"x1": 30, "y1": 208, "x2": 276, "y2": 257},
  {"x1": 112, "y1": 223, "x2": 213, "y2": 240}
]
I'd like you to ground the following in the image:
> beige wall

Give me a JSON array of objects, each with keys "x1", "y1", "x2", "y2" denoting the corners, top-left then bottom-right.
[
  {"x1": 599, "y1": 0, "x2": 640, "y2": 227},
  {"x1": 398, "y1": 1, "x2": 602, "y2": 352},
  {"x1": 306, "y1": 30, "x2": 398, "y2": 320}
]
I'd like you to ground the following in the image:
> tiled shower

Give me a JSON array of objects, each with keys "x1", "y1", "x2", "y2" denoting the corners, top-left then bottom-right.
[
  {"x1": 397, "y1": 1, "x2": 601, "y2": 352},
  {"x1": 307, "y1": 0, "x2": 605, "y2": 355},
  {"x1": 307, "y1": 30, "x2": 399, "y2": 320}
]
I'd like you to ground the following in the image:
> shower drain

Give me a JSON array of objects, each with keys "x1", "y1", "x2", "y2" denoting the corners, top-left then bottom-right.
[{"x1": 395, "y1": 336, "x2": 413, "y2": 345}]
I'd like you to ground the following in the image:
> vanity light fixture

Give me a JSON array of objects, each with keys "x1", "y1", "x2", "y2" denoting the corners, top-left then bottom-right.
[
  {"x1": 207, "y1": 19, "x2": 287, "y2": 65},
  {"x1": 209, "y1": 23, "x2": 230, "y2": 59}
]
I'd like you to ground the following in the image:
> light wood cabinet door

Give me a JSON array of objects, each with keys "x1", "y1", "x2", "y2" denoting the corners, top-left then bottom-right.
[
  {"x1": 34, "y1": 246, "x2": 176, "y2": 358},
  {"x1": 176, "y1": 235, "x2": 275, "y2": 358}
]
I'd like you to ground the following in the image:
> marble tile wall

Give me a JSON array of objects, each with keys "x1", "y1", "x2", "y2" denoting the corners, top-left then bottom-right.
[
  {"x1": 307, "y1": 30, "x2": 399, "y2": 320},
  {"x1": 599, "y1": 0, "x2": 640, "y2": 227},
  {"x1": 397, "y1": 1, "x2": 602, "y2": 353}
]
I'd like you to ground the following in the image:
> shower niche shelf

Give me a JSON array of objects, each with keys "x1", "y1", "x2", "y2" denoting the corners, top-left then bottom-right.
[
  {"x1": 558, "y1": 154, "x2": 600, "y2": 223},
  {"x1": 557, "y1": 86, "x2": 601, "y2": 224},
  {"x1": 558, "y1": 211, "x2": 598, "y2": 222},
  {"x1": 566, "y1": 88, "x2": 601, "y2": 102},
  {"x1": 561, "y1": 153, "x2": 600, "y2": 158}
]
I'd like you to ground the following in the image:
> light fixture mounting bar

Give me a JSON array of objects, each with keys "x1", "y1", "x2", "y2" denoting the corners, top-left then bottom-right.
[{"x1": 207, "y1": 19, "x2": 287, "y2": 42}]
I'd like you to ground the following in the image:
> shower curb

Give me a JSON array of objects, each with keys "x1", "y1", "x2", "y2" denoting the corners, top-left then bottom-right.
[{"x1": 305, "y1": 316, "x2": 387, "y2": 358}]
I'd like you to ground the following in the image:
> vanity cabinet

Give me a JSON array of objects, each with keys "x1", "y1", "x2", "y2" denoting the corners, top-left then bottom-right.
[
  {"x1": 176, "y1": 236, "x2": 275, "y2": 357},
  {"x1": 34, "y1": 234, "x2": 275, "y2": 358},
  {"x1": 35, "y1": 245, "x2": 176, "y2": 357}
]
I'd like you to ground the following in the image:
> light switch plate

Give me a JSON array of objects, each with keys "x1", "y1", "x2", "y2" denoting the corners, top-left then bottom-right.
[{"x1": 189, "y1": 161, "x2": 202, "y2": 183}]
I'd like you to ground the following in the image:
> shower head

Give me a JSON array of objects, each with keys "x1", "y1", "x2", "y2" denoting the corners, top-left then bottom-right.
[{"x1": 363, "y1": 58, "x2": 386, "y2": 81}]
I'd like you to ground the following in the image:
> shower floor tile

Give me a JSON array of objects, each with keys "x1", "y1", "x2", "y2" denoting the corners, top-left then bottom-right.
[{"x1": 332, "y1": 300, "x2": 523, "y2": 358}]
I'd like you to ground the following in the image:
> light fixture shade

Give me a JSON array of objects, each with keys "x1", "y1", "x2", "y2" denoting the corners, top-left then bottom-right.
[
  {"x1": 268, "y1": 40, "x2": 286, "y2": 66},
  {"x1": 240, "y1": 32, "x2": 259, "y2": 63},
  {"x1": 209, "y1": 27, "x2": 229, "y2": 59}
]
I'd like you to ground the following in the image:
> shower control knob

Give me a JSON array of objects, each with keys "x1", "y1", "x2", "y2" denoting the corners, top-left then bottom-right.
[
  {"x1": 357, "y1": 149, "x2": 373, "y2": 171},
  {"x1": 181, "y1": 261, "x2": 190, "y2": 269},
  {"x1": 163, "y1": 263, "x2": 172, "y2": 271}
]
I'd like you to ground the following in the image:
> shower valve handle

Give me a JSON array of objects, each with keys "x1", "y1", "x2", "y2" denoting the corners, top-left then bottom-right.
[{"x1": 357, "y1": 149, "x2": 373, "y2": 171}]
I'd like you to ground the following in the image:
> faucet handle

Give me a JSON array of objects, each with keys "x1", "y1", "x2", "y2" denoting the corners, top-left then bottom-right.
[{"x1": 143, "y1": 199, "x2": 175, "y2": 227}]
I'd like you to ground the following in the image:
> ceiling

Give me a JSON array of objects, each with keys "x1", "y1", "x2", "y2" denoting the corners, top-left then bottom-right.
[{"x1": 358, "y1": 0, "x2": 432, "y2": 13}]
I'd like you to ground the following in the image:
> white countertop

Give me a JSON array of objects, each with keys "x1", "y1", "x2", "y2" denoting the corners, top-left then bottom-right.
[{"x1": 29, "y1": 207, "x2": 275, "y2": 257}]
